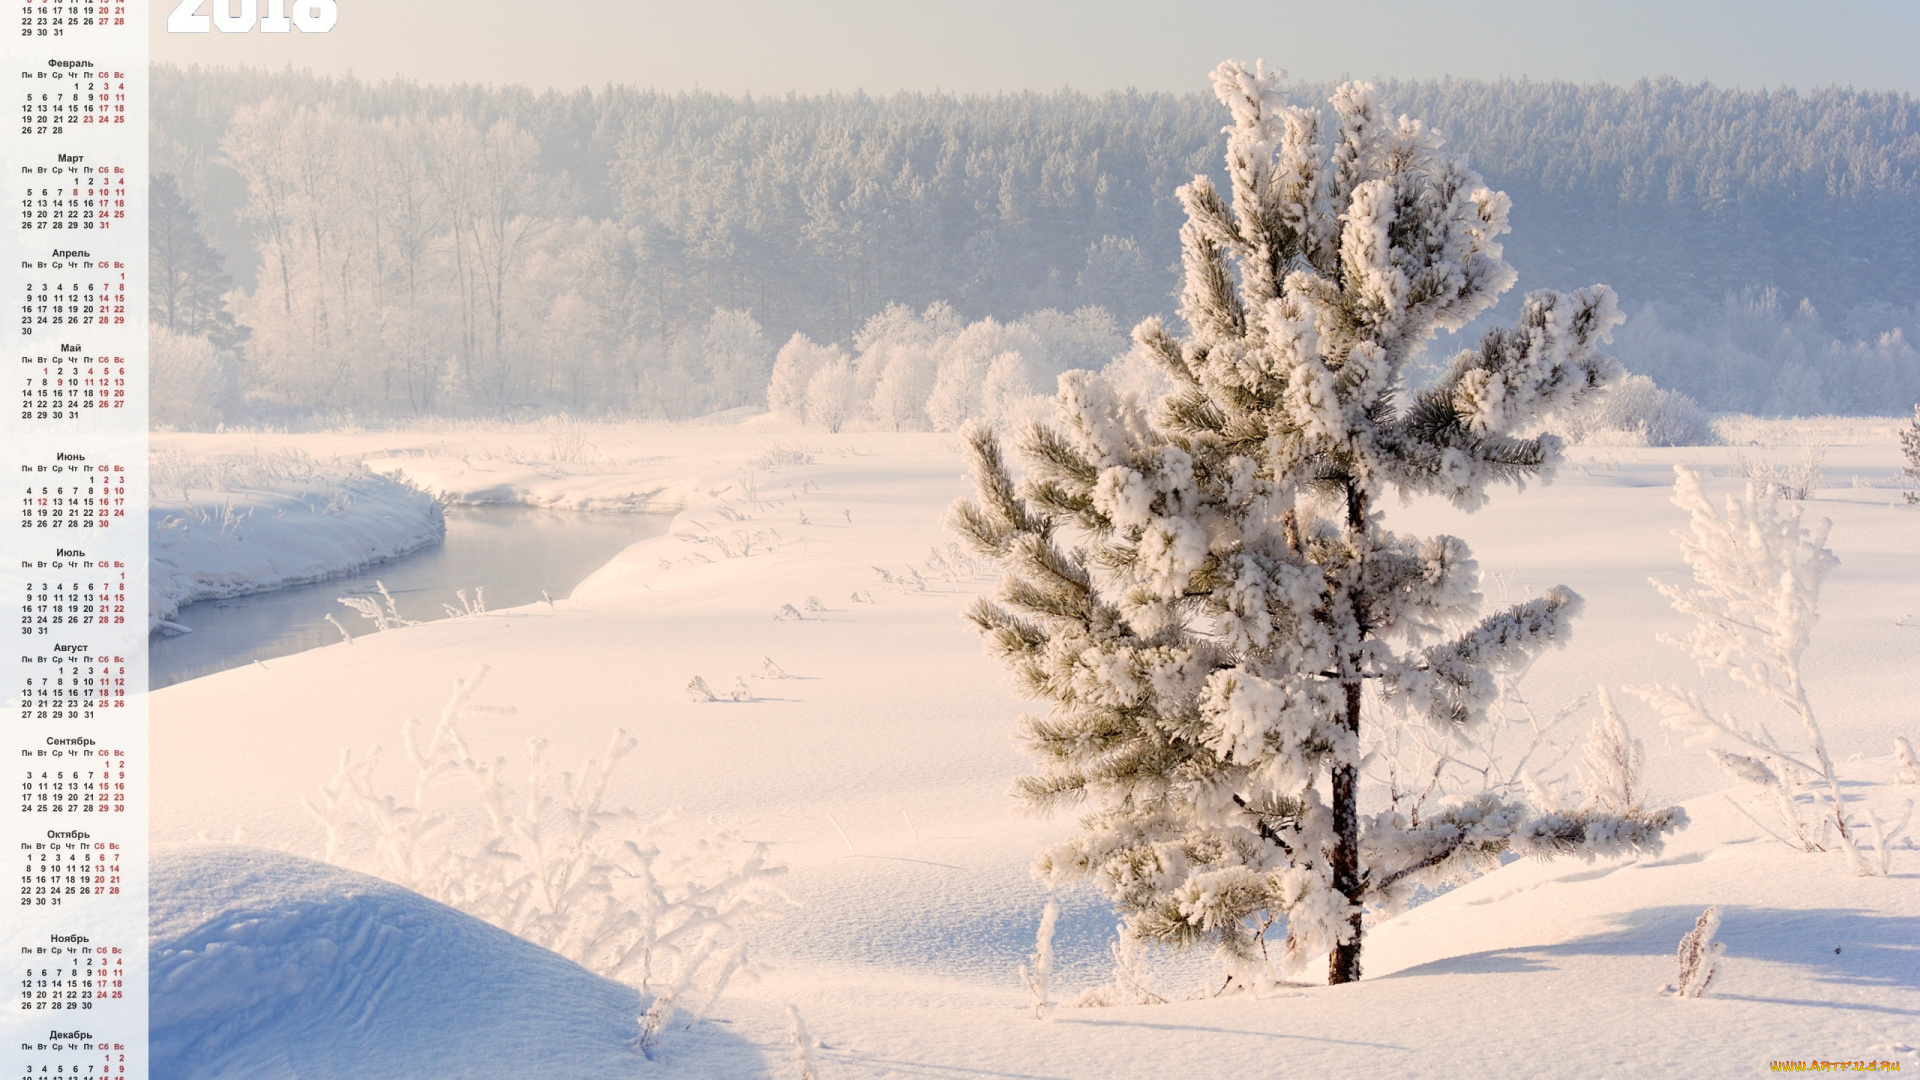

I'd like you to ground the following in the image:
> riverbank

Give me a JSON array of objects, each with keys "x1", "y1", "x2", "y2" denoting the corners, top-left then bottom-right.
[
  {"x1": 150, "y1": 449, "x2": 445, "y2": 631},
  {"x1": 149, "y1": 505, "x2": 671, "y2": 688}
]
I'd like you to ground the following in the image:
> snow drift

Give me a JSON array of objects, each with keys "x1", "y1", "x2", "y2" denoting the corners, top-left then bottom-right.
[{"x1": 149, "y1": 846, "x2": 648, "y2": 1080}]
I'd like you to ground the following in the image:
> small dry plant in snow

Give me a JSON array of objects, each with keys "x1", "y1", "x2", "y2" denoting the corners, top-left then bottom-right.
[
  {"x1": 1669, "y1": 905, "x2": 1724, "y2": 998},
  {"x1": 783, "y1": 1004, "x2": 820, "y2": 1080},
  {"x1": 1632, "y1": 468, "x2": 1871, "y2": 873},
  {"x1": 1018, "y1": 901, "x2": 1059, "y2": 1020},
  {"x1": 542, "y1": 414, "x2": 597, "y2": 463},
  {"x1": 1073, "y1": 924, "x2": 1166, "y2": 1007},
  {"x1": 1734, "y1": 441, "x2": 1825, "y2": 501},
  {"x1": 441, "y1": 586, "x2": 487, "y2": 618},
  {"x1": 1896, "y1": 738, "x2": 1920, "y2": 785},
  {"x1": 306, "y1": 665, "x2": 791, "y2": 1036},
  {"x1": 747, "y1": 445, "x2": 815, "y2": 471}
]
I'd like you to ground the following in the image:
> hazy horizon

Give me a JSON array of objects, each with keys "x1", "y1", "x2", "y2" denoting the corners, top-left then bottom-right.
[{"x1": 149, "y1": 0, "x2": 1920, "y2": 97}]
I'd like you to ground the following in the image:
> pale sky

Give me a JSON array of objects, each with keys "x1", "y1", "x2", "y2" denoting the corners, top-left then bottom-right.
[{"x1": 150, "y1": 0, "x2": 1920, "y2": 96}]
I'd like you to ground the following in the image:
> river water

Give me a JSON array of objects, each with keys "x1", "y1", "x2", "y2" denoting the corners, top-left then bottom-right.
[{"x1": 149, "y1": 506, "x2": 672, "y2": 689}]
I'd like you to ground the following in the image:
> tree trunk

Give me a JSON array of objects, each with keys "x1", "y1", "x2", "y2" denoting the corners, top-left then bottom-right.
[
  {"x1": 1329, "y1": 480, "x2": 1369, "y2": 985},
  {"x1": 1328, "y1": 678, "x2": 1364, "y2": 984}
]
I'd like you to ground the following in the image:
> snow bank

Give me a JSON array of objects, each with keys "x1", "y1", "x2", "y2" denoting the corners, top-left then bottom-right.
[
  {"x1": 149, "y1": 452, "x2": 444, "y2": 630},
  {"x1": 150, "y1": 846, "x2": 650, "y2": 1080}
]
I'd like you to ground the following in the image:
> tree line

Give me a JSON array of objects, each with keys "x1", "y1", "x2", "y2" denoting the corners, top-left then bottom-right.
[{"x1": 150, "y1": 65, "x2": 1920, "y2": 420}]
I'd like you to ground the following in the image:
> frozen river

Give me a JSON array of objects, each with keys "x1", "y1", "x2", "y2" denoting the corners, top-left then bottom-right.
[{"x1": 149, "y1": 506, "x2": 672, "y2": 689}]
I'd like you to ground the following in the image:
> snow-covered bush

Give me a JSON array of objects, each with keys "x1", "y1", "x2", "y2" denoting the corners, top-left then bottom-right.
[
  {"x1": 540, "y1": 414, "x2": 597, "y2": 463},
  {"x1": 1901, "y1": 405, "x2": 1920, "y2": 505},
  {"x1": 1670, "y1": 906, "x2": 1724, "y2": 998},
  {"x1": 803, "y1": 356, "x2": 860, "y2": 432},
  {"x1": 951, "y1": 63, "x2": 1681, "y2": 986},
  {"x1": 773, "y1": 304, "x2": 1125, "y2": 431},
  {"x1": 1363, "y1": 659, "x2": 1665, "y2": 877},
  {"x1": 1096, "y1": 337, "x2": 1178, "y2": 409},
  {"x1": 1560, "y1": 374, "x2": 1715, "y2": 447},
  {"x1": 1634, "y1": 468, "x2": 1870, "y2": 873},
  {"x1": 306, "y1": 666, "x2": 791, "y2": 1019},
  {"x1": 150, "y1": 446, "x2": 325, "y2": 495},
  {"x1": 769, "y1": 334, "x2": 846, "y2": 424}
]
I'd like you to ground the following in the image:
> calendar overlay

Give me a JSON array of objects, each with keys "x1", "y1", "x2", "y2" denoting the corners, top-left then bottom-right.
[{"x1": 3, "y1": 4, "x2": 144, "y2": 1077}]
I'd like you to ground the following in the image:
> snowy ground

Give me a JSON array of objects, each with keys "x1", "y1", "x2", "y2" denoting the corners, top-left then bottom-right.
[{"x1": 147, "y1": 417, "x2": 1920, "y2": 1078}]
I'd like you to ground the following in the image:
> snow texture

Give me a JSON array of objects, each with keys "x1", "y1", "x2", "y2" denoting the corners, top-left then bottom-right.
[{"x1": 150, "y1": 846, "x2": 663, "y2": 1079}]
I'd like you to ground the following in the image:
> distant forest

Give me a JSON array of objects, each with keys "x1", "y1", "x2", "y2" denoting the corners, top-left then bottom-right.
[{"x1": 150, "y1": 65, "x2": 1920, "y2": 420}]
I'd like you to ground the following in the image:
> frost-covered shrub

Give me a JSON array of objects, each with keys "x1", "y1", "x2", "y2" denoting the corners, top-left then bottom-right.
[
  {"x1": 306, "y1": 666, "x2": 790, "y2": 1018},
  {"x1": 440, "y1": 586, "x2": 487, "y2": 618},
  {"x1": 1097, "y1": 337, "x2": 1178, "y2": 408},
  {"x1": 1634, "y1": 468, "x2": 1871, "y2": 873},
  {"x1": 150, "y1": 447, "x2": 324, "y2": 495},
  {"x1": 769, "y1": 333, "x2": 841, "y2": 423},
  {"x1": 802, "y1": 357, "x2": 860, "y2": 432},
  {"x1": 1561, "y1": 374, "x2": 1715, "y2": 446},
  {"x1": 1901, "y1": 405, "x2": 1920, "y2": 504},
  {"x1": 1579, "y1": 691, "x2": 1649, "y2": 818}
]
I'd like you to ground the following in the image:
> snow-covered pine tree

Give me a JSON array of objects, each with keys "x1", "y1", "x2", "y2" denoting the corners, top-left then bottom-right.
[{"x1": 950, "y1": 62, "x2": 1683, "y2": 986}]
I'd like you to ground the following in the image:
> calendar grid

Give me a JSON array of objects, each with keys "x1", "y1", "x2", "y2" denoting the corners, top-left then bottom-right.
[{"x1": 2, "y1": 2, "x2": 144, "y2": 1076}]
